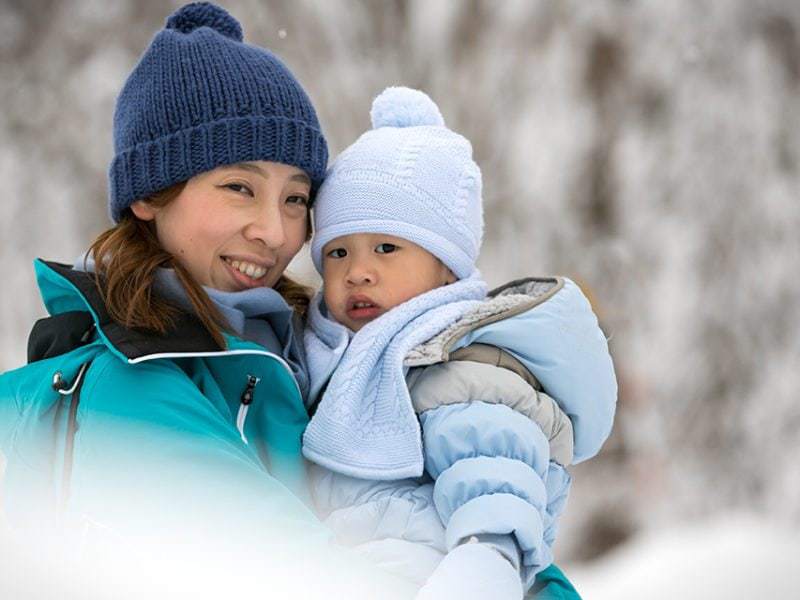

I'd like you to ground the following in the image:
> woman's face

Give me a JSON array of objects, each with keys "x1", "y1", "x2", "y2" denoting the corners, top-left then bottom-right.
[{"x1": 131, "y1": 161, "x2": 310, "y2": 292}]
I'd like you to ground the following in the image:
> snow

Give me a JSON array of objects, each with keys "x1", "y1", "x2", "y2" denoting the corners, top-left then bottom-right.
[{"x1": 569, "y1": 513, "x2": 800, "y2": 599}]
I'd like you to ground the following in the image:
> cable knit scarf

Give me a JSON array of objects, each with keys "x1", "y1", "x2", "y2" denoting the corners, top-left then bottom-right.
[{"x1": 302, "y1": 273, "x2": 488, "y2": 480}]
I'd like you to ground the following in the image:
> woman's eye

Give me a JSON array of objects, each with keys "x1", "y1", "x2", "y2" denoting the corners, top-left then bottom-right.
[
  {"x1": 224, "y1": 183, "x2": 253, "y2": 196},
  {"x1": 375, "y1": 243, "x2": 397, "y2": 254},
  {"x1": 286, "y1": 195, "x2": 309, "y2": 207},
  {"x1": 326, "y1": 248, "x2": 347, "y2": 259}
]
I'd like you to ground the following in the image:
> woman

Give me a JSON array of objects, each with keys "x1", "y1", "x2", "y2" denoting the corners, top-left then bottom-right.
[
  {"x1": 0, "y1": 3, "x2": 581, "y2": 597},
  {"x1": 0, "y1": 3, "x2": 404, "y2": 596}
]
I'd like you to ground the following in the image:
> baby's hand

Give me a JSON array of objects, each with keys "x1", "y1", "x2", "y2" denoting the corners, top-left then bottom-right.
[{"x1": 415, "y1": 538, "x2": 523, "y2": 600}]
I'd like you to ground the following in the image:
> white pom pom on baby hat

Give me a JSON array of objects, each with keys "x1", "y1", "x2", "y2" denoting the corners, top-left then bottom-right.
[
  {"x1": 370, "y1": 86, "x2": 445, "y2": 129},
  {"x1": 312, "y1": 86, "x2": 484, "y2": 281}
]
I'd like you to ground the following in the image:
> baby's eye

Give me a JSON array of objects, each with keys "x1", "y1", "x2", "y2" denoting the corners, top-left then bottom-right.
[
  {"x1": 326, "y1": 248, "x2": 347, "y2": 259},
  {"x1": 224, "y1": 183, "x2": 254, "y2": 196},
  {"x1": 375, "y1": 243, "x2": 397, "y2": 254},
  {"x1": 286, "y1": 195, "x2": 309, "y2": 206}
]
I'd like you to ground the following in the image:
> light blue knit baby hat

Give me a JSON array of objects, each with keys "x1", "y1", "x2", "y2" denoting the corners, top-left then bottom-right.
[{"x1": 311, "y1": 87, "x2": 483, "y2": 279}]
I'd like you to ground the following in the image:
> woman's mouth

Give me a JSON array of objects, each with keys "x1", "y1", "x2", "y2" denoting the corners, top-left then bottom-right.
[{"x1": 222, "y1": 256, "x2": 270, "y2": 288}]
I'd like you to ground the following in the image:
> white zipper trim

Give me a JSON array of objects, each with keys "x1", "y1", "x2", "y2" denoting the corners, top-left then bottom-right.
[
  {"x1": 56, "y1": 362, "x2": 90, "y2": 396},
  {"x1": 236, "y1": 403, "x2": 250, "y2": 445},
  {"x1": 127, "y1": 349, "x2": 301, "y2": 397}
]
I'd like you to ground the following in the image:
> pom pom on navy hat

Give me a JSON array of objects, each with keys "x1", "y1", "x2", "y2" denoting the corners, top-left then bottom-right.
[
  {"x1": 165, "y1": 2, "x2": 243, "y2": 41},
  {"x1": 370, "y1": 86, "x2": 445, "y2": 129}
]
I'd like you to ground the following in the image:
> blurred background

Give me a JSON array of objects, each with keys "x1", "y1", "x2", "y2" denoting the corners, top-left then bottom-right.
[{"x1": 1, "y1": 0, "x2": 799, "y2": 597}]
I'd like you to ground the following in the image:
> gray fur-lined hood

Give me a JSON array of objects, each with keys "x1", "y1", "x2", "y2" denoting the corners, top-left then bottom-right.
[{"x1": 405, "y1": 277, "x2": 564, "y2": 367}]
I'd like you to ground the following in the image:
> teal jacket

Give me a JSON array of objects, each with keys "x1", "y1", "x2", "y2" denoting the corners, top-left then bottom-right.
[
  {"x1": 532, "y1": 564, "x2": 582, "y2": 599},
  {"x1": 0, "y1": 259, "x2": 328, "y2": 550},
  {"x1": 0, "y1": 259, "x2": 582, "y2": 599}
]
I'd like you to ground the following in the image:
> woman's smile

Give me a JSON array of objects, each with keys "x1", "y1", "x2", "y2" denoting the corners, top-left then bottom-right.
[{"x1": 221, "y1": 256, "x2": 274, "y2": 289}]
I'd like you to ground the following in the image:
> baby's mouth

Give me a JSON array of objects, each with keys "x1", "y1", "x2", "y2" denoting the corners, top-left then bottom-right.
[{"x1": 346, "y1": 297, "x2": 383, "y2": 321}]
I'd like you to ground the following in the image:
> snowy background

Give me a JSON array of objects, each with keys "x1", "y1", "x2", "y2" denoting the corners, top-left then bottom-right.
[{"x1": 1, "y1": 0, "x2": 799, "y2": 596}]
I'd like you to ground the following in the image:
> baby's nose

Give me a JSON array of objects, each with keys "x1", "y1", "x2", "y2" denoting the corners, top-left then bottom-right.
[{"x1": 346, "y1": 264, "x2": 376, "y2": 285}]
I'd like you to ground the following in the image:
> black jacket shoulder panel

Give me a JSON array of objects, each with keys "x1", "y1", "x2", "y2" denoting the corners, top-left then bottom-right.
[
  {"x1": 27, "y1": 311, "x2": 95, "y2": 363},
  {"x1": 39, "y1": 260, "x2": 223, "y2": 360}
]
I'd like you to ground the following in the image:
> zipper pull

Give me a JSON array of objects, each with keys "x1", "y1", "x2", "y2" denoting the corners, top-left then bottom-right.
[
  {"x1": 241, "y1": 374, "x2": 260, "y2": 405},
  {"x1": 236, "y1": 374, "x2": 261, "y2": 445}
]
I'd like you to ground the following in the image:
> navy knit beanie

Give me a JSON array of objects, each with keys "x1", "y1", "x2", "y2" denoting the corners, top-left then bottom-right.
[{"x1": 108, "y1": 2, "x2": 328, "y2": 222}]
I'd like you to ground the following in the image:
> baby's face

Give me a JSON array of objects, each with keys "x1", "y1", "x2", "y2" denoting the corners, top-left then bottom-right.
[{"x1": 322, "y1": 233, "x2": 455, "y2": 332}]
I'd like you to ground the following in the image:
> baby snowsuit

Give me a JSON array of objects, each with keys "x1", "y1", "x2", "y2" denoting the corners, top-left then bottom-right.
[{"x1": 303, "y1": 276, "x2": 617, "y2": 592}]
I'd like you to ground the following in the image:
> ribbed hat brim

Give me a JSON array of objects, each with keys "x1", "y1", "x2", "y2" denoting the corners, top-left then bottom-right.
[{"x1": 109, "y1": 115, "x2": 327, "y2": 222}]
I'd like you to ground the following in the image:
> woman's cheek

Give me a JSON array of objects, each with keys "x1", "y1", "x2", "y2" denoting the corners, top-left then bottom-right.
[{"x1": 282, "y1": 234, "x2": 306, "y2": 264}]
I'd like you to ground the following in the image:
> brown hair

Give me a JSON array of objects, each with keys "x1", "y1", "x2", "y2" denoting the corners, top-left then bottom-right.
[{"x1": 87, "y1": 182, "x2": 314, "y2": 349}]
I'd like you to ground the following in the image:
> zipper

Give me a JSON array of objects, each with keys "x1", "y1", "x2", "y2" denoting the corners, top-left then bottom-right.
[
  {"x1": 59, "y1": 361, "x2": 91, "y2": 513},
  {"x1": 236, "y1": 374, "x2": 260, "y2": 445}
]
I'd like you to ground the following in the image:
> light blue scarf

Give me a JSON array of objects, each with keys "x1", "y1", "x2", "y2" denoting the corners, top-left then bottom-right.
[{"x1": 302, "y1": 273, "x2": 488, "y2": 480}]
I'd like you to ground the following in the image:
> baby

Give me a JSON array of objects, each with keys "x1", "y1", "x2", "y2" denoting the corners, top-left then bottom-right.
[{"x1": 302, "y1": 87, "x2": 617, "y2": 598}]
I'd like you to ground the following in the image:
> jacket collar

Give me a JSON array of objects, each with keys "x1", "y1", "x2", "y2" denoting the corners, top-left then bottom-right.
[
  {"x1": 33, "y1": 259, "x2": 222, "y2": 362},
  {"x1": 404, "y1": 276, "x2": 564, "y2": 366}
]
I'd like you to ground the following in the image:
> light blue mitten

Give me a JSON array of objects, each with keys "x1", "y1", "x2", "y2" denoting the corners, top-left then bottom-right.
[{"x1": 415, "y1": 540, "x2": 523, "y2": 600}]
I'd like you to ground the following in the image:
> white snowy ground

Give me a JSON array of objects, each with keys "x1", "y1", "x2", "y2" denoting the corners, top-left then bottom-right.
[{"x1": 567, "y1": 513, "x2": 800, "y2": 599}]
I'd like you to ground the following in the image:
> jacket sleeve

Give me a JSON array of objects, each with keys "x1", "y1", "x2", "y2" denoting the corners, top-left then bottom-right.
[
  {"x1": 408, "y1": 360, "x2": 573, "y2": 466},
  {"x1": 410, "y1": 361, "x2": 574, "y2": 591},
  {"x1": 0, "y1": 374, "x2": 17, "y2": 507},
  {"x1": 451, "y1": 278, "x2": 617, "y2": 464},
  {"x1": 529, "y1": 563, "x2": 582, "y2": 600},
  {"x1": 0, "y1": 373, "x2": 17, "y2": 453}
]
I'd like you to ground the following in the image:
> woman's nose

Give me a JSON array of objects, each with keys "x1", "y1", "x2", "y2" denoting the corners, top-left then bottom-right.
[{"x1": 245, "y1": 201, "x2": 286, "y2": 249}]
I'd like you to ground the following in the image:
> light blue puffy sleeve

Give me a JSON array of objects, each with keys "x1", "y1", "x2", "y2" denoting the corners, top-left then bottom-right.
[{"x1": 419, "y1": 401, "x2": 571, "y2": 590}]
